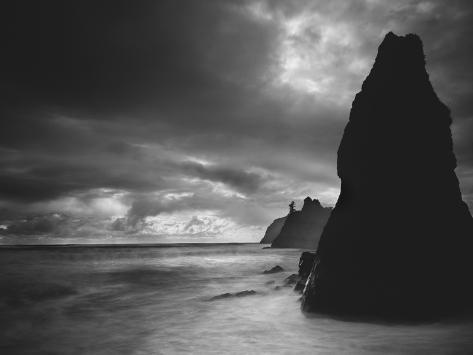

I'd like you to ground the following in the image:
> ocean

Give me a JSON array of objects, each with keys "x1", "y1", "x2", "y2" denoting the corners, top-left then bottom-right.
[{"x1": 1, "y1": 243, "x2": 472, "y2": 354}]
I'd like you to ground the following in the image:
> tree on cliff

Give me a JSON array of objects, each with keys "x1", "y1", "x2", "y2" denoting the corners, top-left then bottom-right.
[
  {"x1": 289, "y1": 201, "x2": 295, "y2": 214},
  {"x1": 271, "y1": 197, "x2": 331, "y2": 249}
]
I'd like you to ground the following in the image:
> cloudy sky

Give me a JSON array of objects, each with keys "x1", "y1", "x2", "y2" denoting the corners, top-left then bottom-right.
[{"x1": 1, "y1": 0, "x2": 472, "y2": 244}]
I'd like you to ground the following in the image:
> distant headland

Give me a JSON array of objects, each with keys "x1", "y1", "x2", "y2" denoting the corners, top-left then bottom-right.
[{"x1": 260, "y1": 197, "x2": 331, "y2": 249}]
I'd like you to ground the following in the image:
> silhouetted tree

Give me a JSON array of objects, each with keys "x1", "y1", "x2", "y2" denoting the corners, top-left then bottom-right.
[{"x1": 289, "y1": 201, "x2": 295, "y2": 214}]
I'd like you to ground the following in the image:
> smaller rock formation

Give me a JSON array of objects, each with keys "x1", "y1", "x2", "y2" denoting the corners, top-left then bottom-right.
[
  {"x1": 234, "y1": 290, "x2": 256, "y2": 297},
  {"x1": 263, "y1": 265, "x2": 284, "y2": 274},
  {"x1": 265, "y1": 253, "x2": 316, "y2": 292},
  {"x1": 259, "y1": 216, "x2": 287, "y2": 244},
  {"x1": 209, "y1": 290, "x2": 257, "y2": 301},
  {"x1": 283, "y1": 274, "x2": 299, "y2": 287},
  {"x1": 271, "y1": 197, "x2": 331, "y2": 249},
  {"x1": 295, "y1": 251, "x2": 317, "y2": 292}
]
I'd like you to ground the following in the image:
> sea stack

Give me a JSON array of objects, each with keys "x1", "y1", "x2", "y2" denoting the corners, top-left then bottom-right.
[
  {"x1": 302, "y1": 32, "x2": 473, "y2": 319},
  {"x1": 271, "y1": 197, "x2": 331, "y2": 249}
]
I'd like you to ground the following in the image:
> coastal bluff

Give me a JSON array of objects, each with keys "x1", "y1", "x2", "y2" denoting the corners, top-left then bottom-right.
[
  {"x1": 302, "y1": 32, "x2": 473, "y2": 319},
  {"x1": 271, "y1": 197, "x2": 331, "y2": 249},
  {"x1": 260, "y1": 216, "x2": 287, "y2": 244}
]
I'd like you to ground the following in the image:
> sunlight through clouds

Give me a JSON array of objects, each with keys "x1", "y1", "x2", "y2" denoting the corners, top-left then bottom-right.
[{"x1": 1, "y1": 0, "x2": 472, "y2": 243}]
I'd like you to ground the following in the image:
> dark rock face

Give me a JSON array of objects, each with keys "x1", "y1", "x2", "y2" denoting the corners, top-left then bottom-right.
[
  {"x1": 299, "y1": 252, "x2": 317, "y2": 278},
  {"x1": 302, "y1": 32, "x2": 473, "y2": 319},
  {"x1": 295, "y1": 251, "x2": 317, "y2": 292},
  {"x1": 271, "y1": 197, "x2": 331, "y2": 249},
  {"x1": 260, "y1": 216, "x2": 287, "y2": 244}
]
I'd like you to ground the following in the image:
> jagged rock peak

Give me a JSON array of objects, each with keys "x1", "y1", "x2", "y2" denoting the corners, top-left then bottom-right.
[
  {"x1": 377, "y1": 32, "x2": 425, "y2": 65},
  {"x1": 302, "y1": 197, "x2": 322, "y2": 210},
  {"x1": 381, "y1": 32, "x2": 423, "y2": 51},
  {"x1": 361, "y1": 32, "x2": 430, "y2": 95}
]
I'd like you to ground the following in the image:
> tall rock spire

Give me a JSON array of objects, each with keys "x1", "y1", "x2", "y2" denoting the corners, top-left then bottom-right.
[{"x1": 302, "y1": 32, "x2": 473, "y2": 319}]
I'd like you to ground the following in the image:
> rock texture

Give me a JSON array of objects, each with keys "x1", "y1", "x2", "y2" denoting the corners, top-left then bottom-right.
[
  {"x1": 260, "y1": 216, "x2": 287, "y2": 244},
  {"x1": 271, "y1": 197, "x2": 331, "y2": 249},
  {"x1": 295, "y1": 251, "x2": 317, "y2": 292},
  {"x1": 302, "y1": 32, "x2": 473, "y2": 319}
]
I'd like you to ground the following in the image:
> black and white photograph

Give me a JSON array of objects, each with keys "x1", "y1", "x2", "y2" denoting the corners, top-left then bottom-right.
[{"x1": 1, "y1": 1, "x2": 473, "y2": 354}]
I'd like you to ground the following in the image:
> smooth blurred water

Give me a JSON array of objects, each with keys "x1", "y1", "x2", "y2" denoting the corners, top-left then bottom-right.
[{"x1": 1, "y1": 244, "x2": 473, "y2": 355}]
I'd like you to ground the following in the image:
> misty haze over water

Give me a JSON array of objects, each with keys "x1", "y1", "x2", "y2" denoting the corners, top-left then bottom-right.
[{"x1": 1, "y1": 244, "x2": 473, "y2": 354}]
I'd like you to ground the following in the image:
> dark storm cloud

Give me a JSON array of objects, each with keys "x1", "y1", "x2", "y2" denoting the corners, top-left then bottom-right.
[
  {"x1": 0, "y1": 0, "x2": 277, "y2": 115},
  {"x1": 0, "y1": 143, "x2": 269, "y2": 204},
  {"x1": 1, "y1": 214, "x2": 68, "y2": 236},
  {"x1": 179, "y1": 161, "x2": 266, "y2": 194},
  {"x1": 1, "y1": 0, "x2": 473, "y2": 241},
  {"x1": 0, "y1": 151, "x2": 166, "y2": 203}
]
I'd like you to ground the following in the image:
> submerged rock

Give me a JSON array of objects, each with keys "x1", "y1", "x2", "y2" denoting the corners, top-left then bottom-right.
[
  {"x1": 209, "y1": 290, "x2": 256, "y2": 301},
  {"x1": 263, "y1": 265, "x2": 284, "y2": 274},
  {"x1": 234, "y1": 290, "x2": 256, "y2": 297},
  {"x1": 210, "y1": 293, "x2": 233, "y2": 300},
  {"x1": 271, "y1": 197, "x2": 331, "y2": 249},
  {"x1": 260, "y1": 216, "x2": 287, "y2": 244},
  {"x1": 302, "y1": 32, "x2": 473, "y2": 319}
]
